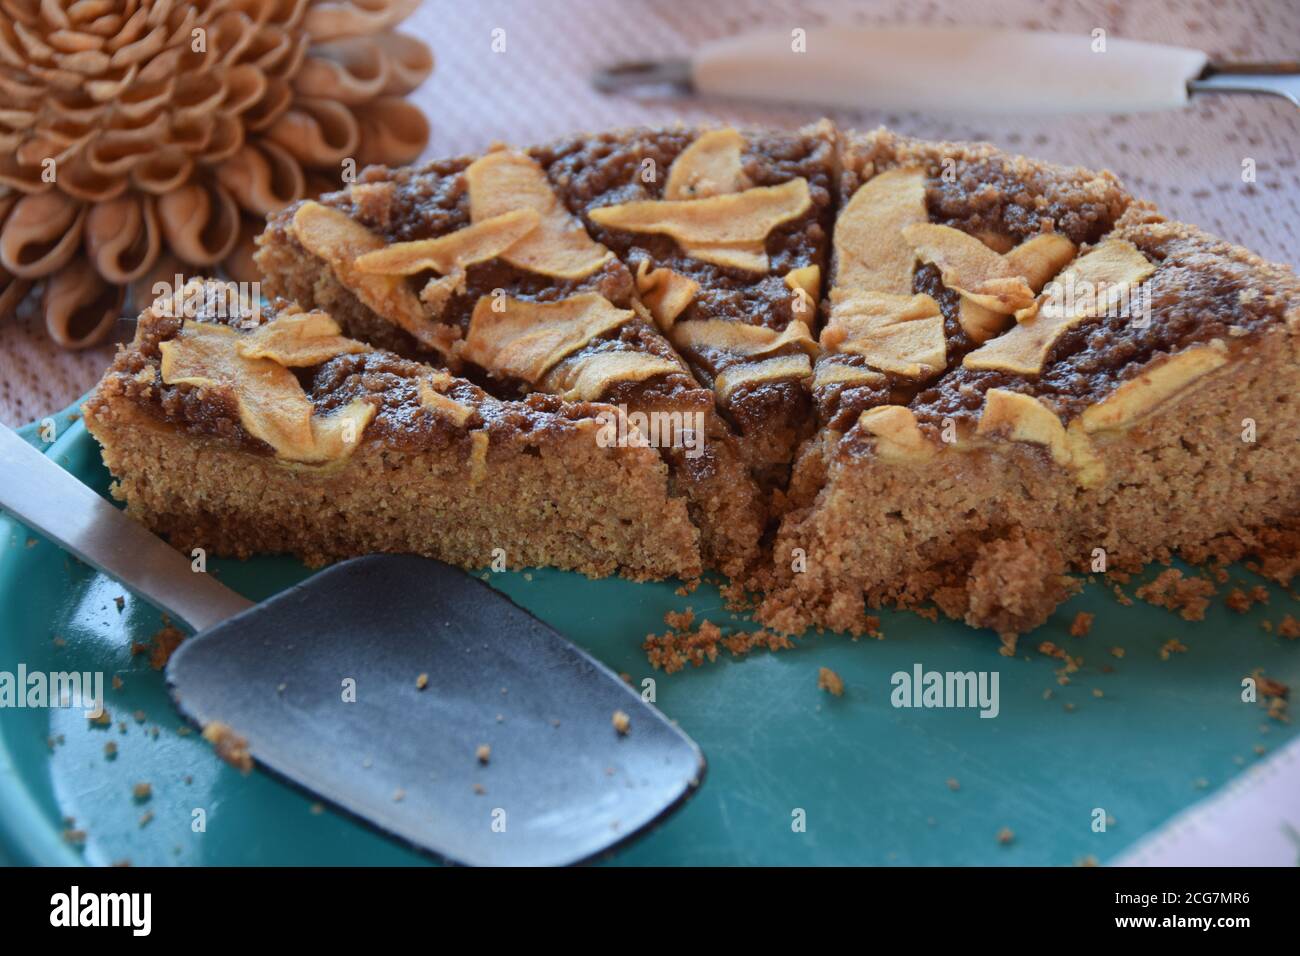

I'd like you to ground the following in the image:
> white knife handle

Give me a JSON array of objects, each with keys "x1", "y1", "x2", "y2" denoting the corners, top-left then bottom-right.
[{"x1": 692, "y1": 26, "x2": 1208, "y2": 114}]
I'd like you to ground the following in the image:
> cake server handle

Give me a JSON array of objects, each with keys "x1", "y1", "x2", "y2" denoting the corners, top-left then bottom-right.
[
  {"x1": 597, "y1": 26, "x2": 1297, "y2": 113},
  {"x1": 0, "y1": 424, "x2": 253, "y2": 632}
]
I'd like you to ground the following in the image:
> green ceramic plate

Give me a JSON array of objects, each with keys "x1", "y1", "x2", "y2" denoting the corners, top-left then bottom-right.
[{"x1": 1, "y1": 401, "x2": 1296, "y2": 866}]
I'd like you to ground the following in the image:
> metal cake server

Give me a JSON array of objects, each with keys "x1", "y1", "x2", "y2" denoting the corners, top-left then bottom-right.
[
  {"x1": 0, "y1": 424, "x2": 705, "y2": 866},
  {"x1": 594, "y1": 26, "x2": 1300, "y2": 113}
]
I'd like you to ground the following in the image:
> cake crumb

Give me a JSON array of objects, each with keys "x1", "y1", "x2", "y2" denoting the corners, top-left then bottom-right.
[
  {"x1": 644, "y1": 616, "x2": 793, "y2": 673},
  {"x1": 392, "y1": 788, "x2": 405, "y2": 802},
  {"x1": 1252, "y1": 671, "x2": 1289, "y2": 699},
  {"x1": 62, "y1": 828, "x2": 87, "y2": 847},
  {"x1": 1068, "y1": 611, "x2": 1094, "y2": 637},
  {"x1": 132, "y1": 782, "x2": 152, "y2": 801},
  {"x1": 1136, "y1": 569, "x2": 1215, "y2": 621},
  {"x1": 663, "y1": 607, "x2": 695, "y2": 631},
  {"x1": 104, "y1": 741, "x2": 117, "y2": 760},
  {"x1": 415, "y1": 672, "x2": 429, "y2": 690},
  {"x1": 1226, "y1": 586, "x2": 1270, "y2": 614},
  {"x1": 138, "y1": 811, "x2": 154, "y2": 828},
  {"x1": 1251, "y1": 670, "x2": 1289, "y2": 722},
  {"x1": 148, "y1": 625, "x2": 185, "y2": 670},
  {"x1": 817, "y1": 666, "x2": 845, "y2": 697},
  {"x1": 1159, "y1": 638, "x2": 1188, "y2": 660},
  {"x1": 1110, "y1": 646, "x2": 1126, "y2": 659},
  {"x1": 996, "y1": 827, "x2": 1015, "y2": 845},
  {"x1": 202, "y1": 721, "x2": 253, "y2": 773},
  {"x1": 111, "y1": 675, "x2": 123, "y2": 690},
  {"x1": 1277, "y1": 614, "x2": 1299, "y2": 639},
  {"x1": 946, "y1": 778, "x2": 960, "y2": 791},
  {"x1": 612, "y1": 710, "x2": 631, "y2": 735},
  {"x1": 473, "y1": 783, "x2": 486, "y2": 795},
  {"x1": 476, "y1": 744, "x2": 491, "y2": 764}
]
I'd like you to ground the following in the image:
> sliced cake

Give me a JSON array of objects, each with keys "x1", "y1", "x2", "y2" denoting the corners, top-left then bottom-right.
[
  {"x1": 534, "y1": 123, "x2": 836, "y2": 490},
  {"x1": 83, "y1": 280, "x2": 702, "y2": 580},
  {"x1": 758, "y1": 191, "x2": 1300, "y2": 647},
  {"x1": 85, "y1": 125, "x2": 1300, "y2": 648},
  {"x1": 254, "y1": 147, "x2": 764, "y2": 576}
]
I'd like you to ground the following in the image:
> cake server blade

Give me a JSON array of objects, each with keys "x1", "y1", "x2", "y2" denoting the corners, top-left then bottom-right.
[
  {"x1": 594, "y1": 26, "x2": 1299, "y2": 113},
  {"x1": 0, "y1": 424, "x2": 704, "y2": 866}
]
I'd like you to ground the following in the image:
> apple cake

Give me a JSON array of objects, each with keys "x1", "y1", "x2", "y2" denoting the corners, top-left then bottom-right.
[
  {"x1": 84, "y1": 279, "x2": 702, "y2": 580},
  {"x1": 85, "y1": 125, "x2": 1300, "y2": 647},
  {"x1": 755, "y1": 130, "x2": 1300, "y2": 646},
  {"x1": 253, "y1": 144, "x2": 764, "y2": 575},
  {"x1": 534, "y1": 123, "x2": 836, "y2": 491}
]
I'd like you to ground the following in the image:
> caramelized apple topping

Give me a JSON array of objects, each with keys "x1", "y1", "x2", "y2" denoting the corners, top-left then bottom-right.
[
  {"x1": 461, "y1": 292, "x2": 634, "y2": 385},
  {"x1": 713, "y1": 353, "x2": 812, "y2": 402},
  {"x1": 671, "y1": 318, "x2": 817, "y2": 361},
  {"x1": 234, "y1": 310, "x2": 370, "y2": 367},
  {"x1": 353, "y1": 209, "x2": 541, "y2": 276},
  {"x1": 160, "y1": 320, "x2": 374, "y2": 463},
  {"x1": 291, "y1": 201, "x2": 454, "y2": 357},
  {"x1": 634, "y1": 259, "x2": 699, "y2": 330},
  {"x1": 587, "y1": 178, "x2": 812, "y2": 274},
  {"x1": 902, "y1": 223, "x2": 1036, "y2": 314},
  {"x1": 833, "y1": 167, "x2": 928, "y2": 295},
  {"x1": 465, "y1": 149, "x2": 614, "y2": 279},
  {"x1": 544, "y1": 351, "x2": 684, "y2": 402},
  {"x1": 856, "y1": 405, "x2": 933, "y2": 462},
  {"x1": 821, "y1": 291, "x2": 945, "y2": 379},
  {"x1": 664, "y1": 128, "x2": 753, "y2": 200},
  {"x1": 964, "y1": 239, "x2": 1154, "y2": 375}
]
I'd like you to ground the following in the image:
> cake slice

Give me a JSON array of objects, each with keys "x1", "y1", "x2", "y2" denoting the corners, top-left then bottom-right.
[
  {"x1": 83, "y1": 280, "x2": 702, "y2": 580},
  {"x1": 758, "y1": 195, "x2": 1300, "y2": 647},
  {"x1": 254, "y1": 148, "x2": 763, "y2": 576},
  {"x1": 533, "y1": 123, "x2": 836, "y2": 490},
  {"x1": 812, "y1": 127, "x2": 1132, "y2": 433}
]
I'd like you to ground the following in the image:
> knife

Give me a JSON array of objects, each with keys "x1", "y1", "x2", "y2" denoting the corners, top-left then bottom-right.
[{"x1": 594, "y1": 26, "x2": 1300, "y2": 113}]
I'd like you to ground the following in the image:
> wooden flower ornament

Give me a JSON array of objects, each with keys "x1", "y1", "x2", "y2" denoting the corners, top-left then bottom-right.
[{"x1": 0, "y1": 0, "x2": 433, "y2": 347}]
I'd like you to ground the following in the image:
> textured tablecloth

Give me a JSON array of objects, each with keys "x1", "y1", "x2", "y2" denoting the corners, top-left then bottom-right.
[{"x1": 2, "y1": 0, "x2": 1297, "y2": 425}]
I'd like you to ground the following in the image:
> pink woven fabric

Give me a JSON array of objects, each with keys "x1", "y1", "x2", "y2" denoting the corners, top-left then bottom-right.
[{"x1": 2, "y1": 0, "x2": 1296, "y2": 425}]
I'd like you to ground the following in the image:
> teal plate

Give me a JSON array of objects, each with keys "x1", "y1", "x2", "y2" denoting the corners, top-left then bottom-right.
[{"x1": 1, "y1": 401, "x2": 1296, "y2": 866}]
